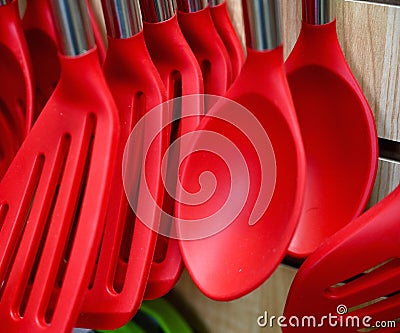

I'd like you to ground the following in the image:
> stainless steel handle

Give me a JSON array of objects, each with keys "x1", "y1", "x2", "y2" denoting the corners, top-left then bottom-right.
[
  {"x1": 208, "y1": 0, "x2": 224, "y2": 6},
  {"x1": 51, "y1": 0, "x2": 95, "y2": 56},
  {"x1": 176, "y1": 0, "x2": 207, "y2": 12},
  {"x1": 139, "y1": 0, "x2": 175, "y2": 23},
  {"x1": 102, "y1": 0, "x2": 143, "y2": 38},
  {"x1": 243, "y1": 0, "x2": 282, "y2": 51},
  {"x1": 302, "y1": 0, "x2": 336, "y2": 25},
  {"x1": 0, "y1": 0, "x2": 13, "y2": 6}
]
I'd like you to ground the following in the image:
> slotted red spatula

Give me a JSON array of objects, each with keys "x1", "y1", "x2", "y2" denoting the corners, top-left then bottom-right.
[
  {"x1": 0, "y1": 0, "x2": 34, "y2": 178},
  {"x1": 22, "y1": 0, "x2": 107, "y2": 122},
  {"x1": 285, "y1": 0, "x2": 378, "y2": 259},
  {"x1": 77, "y1": 0, "x2": 167, "y2": 329},
  {"x1": 284, "y1": 182, "x2": 400, "y2": 332},
  {"x1": 139, "y1": 0, "x2": 203, "y2": 300},
  {"x1": 209, "y1": 0, "x2": 244, "y2": 82},
  {"x1": 0, "y1": 0, "x2": 119, "y2": 332},
  {"x1": 176, "y1": 0, "x2": 231, "y2": 95},
  {"x1": 175, "y1": 0, "x2": 306, "y2": 301}
]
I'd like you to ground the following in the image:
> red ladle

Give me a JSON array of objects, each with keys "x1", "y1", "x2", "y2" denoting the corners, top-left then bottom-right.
[
  {"x1": 77, "y1": 0, "x2": 167, "y2": 329},
  {"x1": 0, "y1": 0, "x2": 119, "y2": 331},
  {"x1": 139, "y1": 0, "x2": 204, "y2": 300},
  {"x1": 176, "y1": 0, "x2": 306, "y2": 301},
  {"x1": 0, "y1": 0, "x2": 34, "y2": 179},
  {"x1": 284, "y1": 182, "x2": 400, "y2": 332},
  {"x1": 176, "y1": 0, "x2": 232, "y2": 95},
  {"x1": 285, "y1": 0, "x2": 378, "y2": 258},
  {"x1": 209, "y1": 0, "x2": 244, "y2": 82}
]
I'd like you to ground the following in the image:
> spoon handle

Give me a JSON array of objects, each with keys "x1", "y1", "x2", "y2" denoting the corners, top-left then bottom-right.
[
  {"x1": 242, "y1": 0, "x2": 282, "y2": 51},
  {"x1": 302, "y1": 0, "x2": 336, "y2": 25}
]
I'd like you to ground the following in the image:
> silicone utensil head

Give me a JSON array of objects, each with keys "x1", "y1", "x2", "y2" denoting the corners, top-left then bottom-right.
[
  {"x1": 22, "y1": 0, "x2": 107, "y2": 121},
  {"x1": 284, "y1": 184, "x2": 400, "y2": 333},
  {"x1": 0, "y1": 0, "x2": 34, "y2": 178},
  {"x1": 175, "y1": 0, "x2": 305, "y2": 301},
  {"x1": 77, "y1": 0, "x2": 166, "y2": 329},
  {"x1": 285, "y1": 0, "x2": 378, "y2": 258},
  {"x1": 0, "y1": 1, "x2": 119, "y2": 332},
  {"x1": 139, "y1": 0, "x2": 203, "y2": 300},
  {"x1": 176, "y1": 0, "x2": 232, "y2": 95}
]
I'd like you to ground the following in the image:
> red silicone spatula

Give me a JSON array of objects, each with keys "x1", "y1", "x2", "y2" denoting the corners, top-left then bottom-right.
[
  {"x1": 285, "y1": 0, "x2": 378, "y2": 259},
  {"x1": 0, "y1": 0, "x2": 34, "y2": 178},
  {"x1": 22, "y1": 0, "x2": 107, "y2": 122},
  {"x1": 175, "y1": 0, "x2": 306, "y2": 301},
  {"x1": 283, "y1": 182, "x2": 400, "y2": 332},
  {"x1": 176, "y1": 0, "x2": 231, "y2": 95},
  {"x1": 139, "y1": 0, "x2": 203, "y2": 300},
  {"x1": 209, "y1": 0, "x2": 244, "y2": 82},
  {"x1": 0, "y1": 0, "x2": 119, "y2": 332},
  {"x1": 77, "y1": 0, "x2": 166, "y2": 329}
]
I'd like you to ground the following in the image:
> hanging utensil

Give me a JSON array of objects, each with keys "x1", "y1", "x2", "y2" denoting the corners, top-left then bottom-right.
[
  {"x1": 175, "y1": 0, "x2": 306, "y2": 301},
  {"x1": 22, "y1": 0, "x2": 107, "y2": 122},
  {"x1": 0, "y1": 0, "x2": 34, "y2": 178},
  {"x1": 285, "y1": 0, "x2": 379, "y2": 259},
  {"x1": 284, "y1": 182, "x2": 400, "y2": 332},
  {"x1": 0, "y1": 0, "x2": 119, "y2": 331},
  {"x1": 208, "y1": 0, "x2": 244, "y2": 82},
  {"x1": 176, "y1": 0, "x2": 231, "y2": 95},
  {"x1": 77, "y1": 0, "x2": 167, "y2": 329},
  {"x1": 139, "y1": 0, "x2": 204, "y2": 300}
]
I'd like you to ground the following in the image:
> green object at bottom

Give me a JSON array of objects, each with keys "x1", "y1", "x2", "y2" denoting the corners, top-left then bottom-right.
[
  {"x1": 96, "y1": 298, "x2": 192, "y2": 333},
  {"x1": 140, "y1": 298, "x2": 193, "y2": 333},
  {"x1": 96, "y1": 320, "x2": 145, "y2": 333}
]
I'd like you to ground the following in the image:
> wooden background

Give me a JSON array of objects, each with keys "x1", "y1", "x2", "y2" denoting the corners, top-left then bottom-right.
[{"x1": 16, "y1": 0, "x2": 398, "y2": 331}]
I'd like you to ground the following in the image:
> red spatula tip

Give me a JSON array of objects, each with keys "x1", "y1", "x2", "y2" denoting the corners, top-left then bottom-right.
[{"x1": 284, "y1": 185, "x2": 400, "y2": 332}]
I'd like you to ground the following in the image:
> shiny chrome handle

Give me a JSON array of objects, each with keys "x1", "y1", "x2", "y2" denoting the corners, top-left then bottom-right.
[
  {"x1": 243, "y1": 0, "x2": 281, "y2": 51},
  {"x1": 139, "y1": 0, "x2": 175, "y2": 23},
  {"x1": 302, "y1": 0, "x2": 336, "y2": 25},
  {"x1": 0, "y1": 0, "x2": 13, "y2": 6},
  {"x1": 208, "y1": 0, "x2": 224, "y2": 6},
  {"x1": 176, "y1": 0, "x2": 207, "y2": 12},
  {"x1": 51, "y1": 0, "x2": 95, "y2": 56},
  {"x1": 102, "y1": 0, "x2": 142, "y2": 38}
]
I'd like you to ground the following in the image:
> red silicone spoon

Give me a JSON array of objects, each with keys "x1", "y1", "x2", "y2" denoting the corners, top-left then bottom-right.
[
  {"x1": 0, "y1": 1, "x2": 119, "y2": 332},
  {"x1": 176, "y1": 0, "x2": 306, "y2": 301},
  {"x1": 0, "y1": 0, "x2": 34, "y2": 178},
  {"x1": 209, "y1": 0, "x2": 244, "y2": 82},
  {"x1": 176, "y1": 0, "x2": 231, "y2": 95},
  {"x1": 139, "y1": 0, "x2": 204, "y2": 300},
  {"x1": 284, "y1": 182, "x2": 400, "y2": 332},
  {"x1": 22, "y1": 0, "x2": 107, "y2": 122},
  {"x1": 285, "y1": 0, "x2": 378, "y2": 259},
  {"x1": 77, "y1": 0, "x2": 167, "y2": 329}
]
